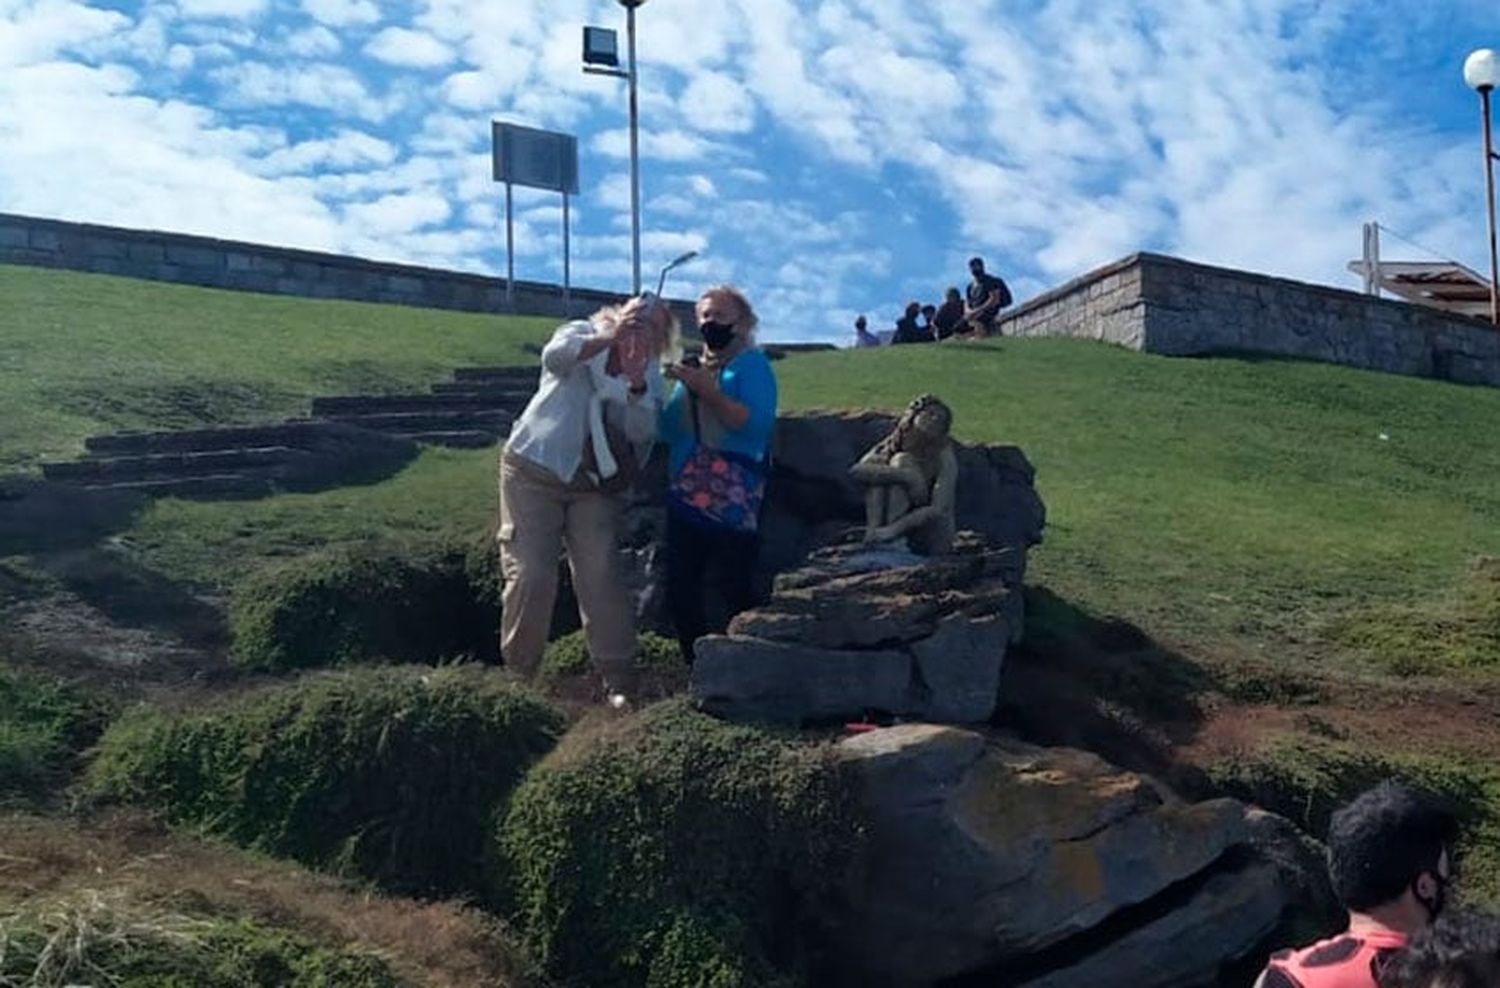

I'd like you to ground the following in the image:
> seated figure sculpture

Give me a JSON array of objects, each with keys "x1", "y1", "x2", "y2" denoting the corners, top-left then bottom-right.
[{"x1": 850, "y1": 394, "x2": 958, "y2": 556}]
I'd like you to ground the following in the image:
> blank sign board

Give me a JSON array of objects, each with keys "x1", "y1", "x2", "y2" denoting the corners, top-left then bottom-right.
[{"x1": 492, "y1": 122, "x2": 579, "y2": 195}]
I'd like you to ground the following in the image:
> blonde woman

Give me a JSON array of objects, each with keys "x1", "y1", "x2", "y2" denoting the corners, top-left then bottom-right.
[
  {"x1": 660, "y1": 286, "x2": 778, "y2": 664},
  {"x1": 498, "y1": 293, "x2": 679, "y2": 704}
]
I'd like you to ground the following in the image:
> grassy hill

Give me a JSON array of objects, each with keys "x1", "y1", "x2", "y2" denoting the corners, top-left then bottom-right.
[
  {"x1": 0, "y1": 265, "x2": 553, "y2": 473},
  {"x1": 8, "y1": 263, "x2": 1500, "y2": 679}
]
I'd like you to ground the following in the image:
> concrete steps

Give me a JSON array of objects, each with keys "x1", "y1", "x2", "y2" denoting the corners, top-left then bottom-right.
[
  {"x1": 311, "y1": 393, "x2": 526, "y2": 416},
  {"x1": 42, "y1": 365, "x2": 540, "y2": 500},
  {"x1": 322, "y1": 409, "x2": 515, "y2": 434},
  {"x1": 43, "y1": 446, "x2": 307, "y2": 483}
]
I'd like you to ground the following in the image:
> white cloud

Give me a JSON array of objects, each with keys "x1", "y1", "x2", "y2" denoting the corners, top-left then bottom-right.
[
  {"x1": 301, "y1": 0, "x2": 380, "y2": 28},
  {"x1": 212, "y1": 61, "x2": 398, "y2": 121},
  {"x1": 0, "y1": 0, "x2": 128, "y2": 68},
  {"x1": 364, "y1": 26, "x2": 454, "y2": 69},
  {"x1": 593, "y1": 127, "x2": 720, "y2": 162},
  {"x1": 678, "y1": 71, "x2": 755, "y2": 133},
  {"x1": 177, "y1": 0, "x2": 267, "y2": 21},
  {"x1": 255, "y1": 130, "x2": 396, "y2": 176},
  {"x1": 344, "y1": 192, "x2": 452, "y2": 236},
  {"x1": 286, "y1": 25, "x2": 340, "y2": 57},
  {"x1": 165, "y1": 44, "x2": 194, "y2": 71}
]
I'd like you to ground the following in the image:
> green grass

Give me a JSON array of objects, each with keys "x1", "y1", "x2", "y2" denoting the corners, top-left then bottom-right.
[
  {"x1": 123, "y1": 447, "x2": 494, "y2": 592},
  {"x1": 0, "y1": 265, "x2": 552, "y2": 472},
  {"x1": 0, "y1": 662, "x2": 113, "y2": 803},
  {"x1": 13, "y1": 262, "x2": 1500, "y2": 675},
  {"x1": 776, "y1": 340, "x2": 1500, "y2": 671}
]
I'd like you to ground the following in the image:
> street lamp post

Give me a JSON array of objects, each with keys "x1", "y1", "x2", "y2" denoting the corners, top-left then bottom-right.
[
  {"x1": 656, "y1": 250, "x2": 699, "y2": 297},
  {"x1": 584, "y1": 1, "x2": 649, "y2": 296},
  {"x1": 1464, "y1": 48, "x2": 1500, "y2": 326}
]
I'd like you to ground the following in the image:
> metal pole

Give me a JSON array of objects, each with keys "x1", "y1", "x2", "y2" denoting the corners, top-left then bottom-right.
[
  {"x1": 1481, "y1": 87, "x2": 1499, "y2": 326},
  {"x1": 563, "y1": 192, "x2": 571, "y2": 317},
  {"x1": 626, "y1": 2, "x2": 642, "y2": 295},
  {"x1": 505, "y1": 180, "x2": 515, "y2": 311}
]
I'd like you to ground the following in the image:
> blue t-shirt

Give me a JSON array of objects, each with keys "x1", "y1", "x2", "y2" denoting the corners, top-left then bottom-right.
[{"x1": 659, "y1": 349, "x2": 778, "y2": 476}]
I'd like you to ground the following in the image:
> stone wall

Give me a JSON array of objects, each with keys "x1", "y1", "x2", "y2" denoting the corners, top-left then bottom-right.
[
  {"x1": 0, "y1": 211, "x2": 694, "y2": 325},
  {"x1": 998, "y1": 251, "x2": 1500, "y2": 387}
]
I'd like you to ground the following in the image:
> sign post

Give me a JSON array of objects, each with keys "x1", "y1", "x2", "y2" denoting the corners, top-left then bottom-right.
[{"x1": 491, "y1": 122, "x2": 580, "y2": 314}]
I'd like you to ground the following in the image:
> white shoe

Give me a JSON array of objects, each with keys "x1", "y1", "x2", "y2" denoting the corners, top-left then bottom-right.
[{"x1": 607, "y1": 692, "x2": 630, "y2": 710}]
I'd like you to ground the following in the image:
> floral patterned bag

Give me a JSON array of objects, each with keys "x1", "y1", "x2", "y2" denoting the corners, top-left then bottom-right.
[{"x1": 667, "y1": 394, "x2": 768, "y2": 534}]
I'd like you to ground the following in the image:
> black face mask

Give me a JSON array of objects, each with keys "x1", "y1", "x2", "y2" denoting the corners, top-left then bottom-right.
[{"x1": 700, "y1": 320, "x2": 736, "y2": 351}]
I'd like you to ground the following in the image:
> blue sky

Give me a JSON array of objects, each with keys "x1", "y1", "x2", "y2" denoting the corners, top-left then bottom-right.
[{"x1": 1, "y1": 0, "x2": 1497, "y2": 343}]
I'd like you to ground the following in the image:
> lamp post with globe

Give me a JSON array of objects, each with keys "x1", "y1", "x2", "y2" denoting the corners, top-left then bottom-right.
[{"x1": 1463, "y1": 47, "x2": 1500, "y2": 325}]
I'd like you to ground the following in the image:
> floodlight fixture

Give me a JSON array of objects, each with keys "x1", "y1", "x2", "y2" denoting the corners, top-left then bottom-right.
[{"x1": 583, "y1": 26, "x2": 619, "y2": 68}]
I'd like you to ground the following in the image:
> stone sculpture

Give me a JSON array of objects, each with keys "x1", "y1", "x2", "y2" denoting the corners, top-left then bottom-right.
[{"x1": 849, "y1": 394, "x2": 959, "y2": 555}]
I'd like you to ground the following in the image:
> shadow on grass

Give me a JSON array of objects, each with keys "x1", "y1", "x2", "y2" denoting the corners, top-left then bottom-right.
[
  {"x1": 33, "y1": 549, "x2": 227, "y2": 648},
  {"x1": 998, "y1": 587, "x2": 1214, "y2": 782},
  {"x1": 0, "y1": 478, "x2": 147, "y2": 555}
]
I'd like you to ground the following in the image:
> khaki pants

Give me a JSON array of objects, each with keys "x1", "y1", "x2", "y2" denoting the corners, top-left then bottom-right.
[{"x1": 497, "y1": 449, "x2": 637, "y2": 693}]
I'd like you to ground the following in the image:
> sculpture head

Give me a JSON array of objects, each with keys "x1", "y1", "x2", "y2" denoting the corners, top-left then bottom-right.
[
  {"x1": 901, "y1": 393, "x2": 952, "y2": 445},
  {"x1": 872, "y1": 393, "x2": 953, "y2": 463}
]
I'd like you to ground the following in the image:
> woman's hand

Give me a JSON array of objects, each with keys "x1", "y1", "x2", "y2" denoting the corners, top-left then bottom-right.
[{"x1": 669, "y1": 362, "x2": 718, "y2": 397}]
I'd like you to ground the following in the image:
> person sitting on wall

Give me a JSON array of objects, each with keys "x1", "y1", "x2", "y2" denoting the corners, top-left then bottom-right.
[
  {"x1": 1255, "y1": 781, "x2": 1460, "y2": 988},
  {"x1": 920, "y1": 303, "x2": 938, "y2": 337},
  {"x1": 962, "y1": 256, "x2": 1013, "y2": 337},
  {"x1": 853, "y1": 314, "x2": 881, "y2": 348},
  {"x1": 1380, "y1": 910, "x2": 1500, "y2": 988},
  {"x1": 497, "y1": 293, "x2": 679, "y2": 707},
  {"x1": 933, "y1": 287, "x2": 965, "y2": 340},
  {"x1": 892, "y1": 301, "x2": 933, "y2": 344}
]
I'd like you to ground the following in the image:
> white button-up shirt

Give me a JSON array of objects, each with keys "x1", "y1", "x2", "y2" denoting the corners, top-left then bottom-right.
[{"x1": 505, "y1": 320, "x2": 666, "y2": 484}]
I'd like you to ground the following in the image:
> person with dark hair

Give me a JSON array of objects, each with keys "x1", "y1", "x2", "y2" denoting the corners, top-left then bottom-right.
[
  {"x1": 920, "y1": 303, "x2": 938, "y2": 337},
  {"x1": 962, "y1": 256, "x2": 1012, "y2": 336},
  {"x1": 853, "y1": 314, "x2": 880, "y2": 348},
  {"x1": 933, "y1": 287, "x2": 964, "y2": 340},
  {"x1": 892, "y1": 301, "x2": 933, "y2": 344},
  {"x1": 1256, "y1": 781, "x2": 1460, "y2": 988},
  {"x1": 1380, "y1": 909, "x2": 1500, "y2": 988}
]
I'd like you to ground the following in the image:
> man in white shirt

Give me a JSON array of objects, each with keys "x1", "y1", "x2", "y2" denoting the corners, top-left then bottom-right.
[{"x1": 498, "y1": 294, "x2": 678, "y2": 704}]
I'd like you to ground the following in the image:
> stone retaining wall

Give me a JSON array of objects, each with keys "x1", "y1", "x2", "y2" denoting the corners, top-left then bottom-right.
[
  {"x1": 0, "y1": 211, "x2": 693, "y2": 324},
  {"x1": 999, "y1": 252, "x2": 1500, "y2": 387}
]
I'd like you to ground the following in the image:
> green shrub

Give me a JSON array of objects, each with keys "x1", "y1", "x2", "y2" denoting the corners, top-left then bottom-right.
[
  {"x1": 229, "y1": 541, "x2": 495, "y2": 671},
  {"x1": 497, "y1": 700, "x2": 860, "y2": 988},
  {"x1": 0, "y1": 894, "x2": 402, "y2": 987},
  {"x1": 1209, "y1": 737, "x2": 1500, "y2": 905},
  {"x1": 84, "y1": 666, "x2": 566, "y2": 896},
  {"x1": 0, "y1": 664, "x2": 112, "y2": 803},
  {"x1": 540, "y1": 631, "x2": 681, "y2": 679}
]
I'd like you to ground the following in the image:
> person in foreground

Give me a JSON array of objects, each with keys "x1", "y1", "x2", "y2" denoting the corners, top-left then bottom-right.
[
  {"x1": 1380, "y1": 909, "x2": 1500, "y2": 988},
  {"x1": 1256, "y1": 781, "x2": 1460, "y2": 988},
  {"x1": 659, "y1": 286, "x2": 778, "y2": 665},
  {"x1": 497, "y1": 293, "x2": 679, "y2": 705}
]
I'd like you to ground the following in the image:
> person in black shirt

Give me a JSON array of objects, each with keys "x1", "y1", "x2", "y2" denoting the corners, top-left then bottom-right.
[
  {"x1": 933, "y1": 287, "x2": 964, "y2": 340},
  {"x1": 963, "y1": 256, "x2": 1012, "y2": 337},
  {"x1": 892, "y1": 301, "x2": 933, "y2": 344}
]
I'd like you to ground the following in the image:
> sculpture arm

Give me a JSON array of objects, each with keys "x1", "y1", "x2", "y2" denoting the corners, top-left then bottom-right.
[
  {"x1": 850, "y1": 452, "x2": 925, "y2": 494},
  {"x1": 867, "y1": 449, "x2": 957, "y2": 540}
]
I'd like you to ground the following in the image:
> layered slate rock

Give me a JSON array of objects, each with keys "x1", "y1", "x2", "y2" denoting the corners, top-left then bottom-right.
[
  {"x1": 692, "y1": 533, "x2": 1016, "y2": 725},
  {"x1": 826, "y1": 725, "x2": 1338, "y2": 987}
]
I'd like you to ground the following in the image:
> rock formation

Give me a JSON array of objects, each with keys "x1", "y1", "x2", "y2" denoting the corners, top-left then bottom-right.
[
  {"x1": 693, "y1": 532, "x2": 1018, "y2": 725},
  {"x1": 825, "y1": 725, "x2": 1339, "y2": 987}
]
